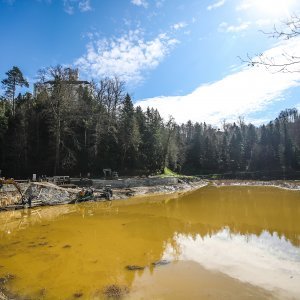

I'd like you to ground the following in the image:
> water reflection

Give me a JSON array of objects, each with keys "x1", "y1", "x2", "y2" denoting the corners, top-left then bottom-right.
[
  {"x1": 161, "y1": 229, "x2": 300, "y2": 298},
  {"x1": 0, "y1": 186, "x2": 299, "y2": 299}
]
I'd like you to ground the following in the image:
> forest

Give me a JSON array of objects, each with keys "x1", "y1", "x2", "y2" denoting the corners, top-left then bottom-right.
[{"x1": 0, "y1": 66, "x2": 300, "y2": 179}]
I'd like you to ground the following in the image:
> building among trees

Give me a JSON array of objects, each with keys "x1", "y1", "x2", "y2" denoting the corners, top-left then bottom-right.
[
  {"x1": 0, "y1": 65, "x2": 300, "y2": 179},
  {"x1": 33, "y1": 68, "x2": 91, "y2": 99}
]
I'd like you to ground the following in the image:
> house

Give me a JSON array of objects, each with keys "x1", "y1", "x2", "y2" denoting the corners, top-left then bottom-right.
[{"x1": 33, "y1": 68, "x2": 91, "y2": 99}]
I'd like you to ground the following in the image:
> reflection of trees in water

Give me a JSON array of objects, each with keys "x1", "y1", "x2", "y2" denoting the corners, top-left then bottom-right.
[
  {"x1": 163, "y1": 187, "x2": 300, "y2": 247},
  {"x1": 0, "y1": 205, "x2": 76, "y2": 236},
  {"x1": 1, "y1": 186, "x2": 300, "y2": 247},
  {"x1": 1, "y1": 186, "x2": 299, "y2": 247}
]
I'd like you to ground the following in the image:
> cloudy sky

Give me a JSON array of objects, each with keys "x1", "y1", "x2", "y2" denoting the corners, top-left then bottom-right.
[{"x1": 1, "y1": 0, "x2": 300, "y2": 125}]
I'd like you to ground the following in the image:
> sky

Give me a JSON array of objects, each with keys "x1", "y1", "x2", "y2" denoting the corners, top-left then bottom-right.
[{"x1": 1, "y1": 0, "x2": 300, "y2": 126}]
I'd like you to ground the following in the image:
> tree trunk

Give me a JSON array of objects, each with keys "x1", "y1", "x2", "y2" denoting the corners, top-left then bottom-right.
[
  {"x1": 121, "y1": 147, "x2": 127, "y2": 171},
  {"x1": 12, "y1": 79, "x2": 16, "y2": 117},
  {"x1": 54, "y1": 118, "x2": 61, "y2": 175},
  {"x1": 163, "y1": 131, "x2": 172, "y2": 169}
]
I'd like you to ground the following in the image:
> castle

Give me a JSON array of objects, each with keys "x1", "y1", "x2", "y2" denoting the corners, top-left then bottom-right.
[{"x1": 33, "y1": 68, "x2": 91, "y2": 98}]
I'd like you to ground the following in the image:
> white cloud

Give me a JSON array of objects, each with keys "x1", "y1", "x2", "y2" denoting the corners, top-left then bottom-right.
[
  {"x1": 63, "y1": 0, "x2": 74, "y2": 14},
  {"x1": 4, "y1": 0, "x2": 92, "y2": 13},
  {"x1": 163, "y1": 230, "x2": 300, "y2": 299},
  {"x1": 219, "y1": 21, "x2": 251, "y2": 32},
  {"x1": 131, "y1": 0, "x2": 148, "y2": 8},
  {"x1": 63, "y1": 0, "x2": 91, "y2": 14},
  {"x1": 78, "y1": 0, "x2": 91, "y2": 12},
  {"x1": 75, "y1": 29, "x2": 178, "y2": 84},
  {"x1": 236, "y1": 0, "x2": 252, "y2": 11},
  {"x1": 207, "y1": 0, "x2": 226, "y2": 11},
  {"x1": 135, "y1": 37, "x2": 300, "y2": 125},
  {"x1": 172, "y1": 22, "x2": 187, "y2": 30}
]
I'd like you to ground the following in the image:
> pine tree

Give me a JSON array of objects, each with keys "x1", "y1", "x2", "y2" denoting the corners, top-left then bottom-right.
[
  {"x1": 119, "y1": 94, "x2": 140, "y2": 171},
  {"x1": 1, "y1": 66, "x2": 29, "y2": 116}
]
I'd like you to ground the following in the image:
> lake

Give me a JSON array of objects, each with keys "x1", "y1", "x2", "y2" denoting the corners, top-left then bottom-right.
[{"x1": 0, "y1": 186, "x2": 299, "y2": 299}]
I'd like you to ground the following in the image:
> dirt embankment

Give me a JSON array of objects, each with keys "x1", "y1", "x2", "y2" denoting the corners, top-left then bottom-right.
[
  {"x1": 1, "y1": 178, "x2": 298, "y2": 211},
  {"x1": 0, "y1": 182, "x2": 79, "y2": 210},
  {"x1": 211, "y1": 180, "x2": 300, "y2": 190},
  {"x1": 112, "y1": 179, "x2": 208, "y2": 199},
  {"x1": 0, "y1": 178, "x2": 207, "y2": 211}
]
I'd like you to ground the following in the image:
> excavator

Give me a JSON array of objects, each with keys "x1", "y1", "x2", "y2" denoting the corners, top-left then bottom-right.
[{"x1": 0, "y1": 178, "x2": 26, "y2": 204}]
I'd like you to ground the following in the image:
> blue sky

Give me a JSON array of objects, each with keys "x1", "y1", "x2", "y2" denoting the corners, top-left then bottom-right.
[{"x1": 1, "y1": 0, "x2": 300, "y2": 125}]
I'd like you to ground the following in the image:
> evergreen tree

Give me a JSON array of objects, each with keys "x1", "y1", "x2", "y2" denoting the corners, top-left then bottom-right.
[
  {"x1": 1, "y1": 66, "x2": 29, "y2": 116},
  {"x1": 1, "y1": 65, "x2": 300, "y2": 178},
  {"x1": 141, "y1": 108, "x2": 164, "y2": 173},
  {"x1": 118, "y1": 94, "x2": 140, "y2": 171}
]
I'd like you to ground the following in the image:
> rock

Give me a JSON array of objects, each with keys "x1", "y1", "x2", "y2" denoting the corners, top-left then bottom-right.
[
  {"x1": 37, "y1": 242, "x2": 48, "y2": 246},
  {"x1": 1, "y1": 182, "x2": 79, "y2": 209},
  {"x1": 38, "y1": 288, "x2": 46, "y2": 297},
  {"x1": 73, "y1": 292, "x2": 83, "y2": 298},
  {"x1": 0, "y1": 291, "x2": 8, "y2": 300},
  {"x1": 103, "y1": 285, "x2": 129, "y2": 299},
  {"x1": 0, "y1": 274, "x2": 16, "y2": 284},
  {"x1": 152, "y1": 259, "x2": 170, "y2": 267},
  {"x1": 125, "y1": 265, "x2": 145, "y2": 271},
  {"x1": 24, "y1": 182, "x2": 78, "y2": 206},
  {"x1": 125, "y1": 191, "x2": 135, "y2": 196}
]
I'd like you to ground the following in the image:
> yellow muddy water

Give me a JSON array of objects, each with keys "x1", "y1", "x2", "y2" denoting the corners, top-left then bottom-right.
[{"x1": 0, "y1": 186, "x2": 300, "y2": 299}]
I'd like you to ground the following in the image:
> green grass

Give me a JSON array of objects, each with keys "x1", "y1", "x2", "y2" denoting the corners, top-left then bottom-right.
[
  {"x1": 163, "y1": 167, "x2": 179, "y2": 176},
  {"x1": 158, "y1": 167, "x2": 196, "y2": 179}
]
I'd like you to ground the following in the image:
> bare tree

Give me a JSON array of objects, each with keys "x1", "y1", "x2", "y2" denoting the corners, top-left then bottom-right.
[
  {"x1": 92, "y1": 76, "x2": 125, "y2": 158},
  {"x1": 241, "y1": 14, "x2": 300, "y2": 73},
  {"x1": 95, "y1": 76, "x2": 125, "y2": 117},
  {"x1": 37, "y1": 66, "x2": 78, "y2": 175}
]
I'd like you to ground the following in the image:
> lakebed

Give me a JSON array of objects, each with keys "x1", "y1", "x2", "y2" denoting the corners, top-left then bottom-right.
[{"x1": 0, "y1": 185, "x2": 299, "y2": 299}]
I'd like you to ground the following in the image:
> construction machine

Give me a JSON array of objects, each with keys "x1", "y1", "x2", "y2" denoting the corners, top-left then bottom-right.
[{"x1": 75, "y1": 185, "x2": 113, "y2": 203}]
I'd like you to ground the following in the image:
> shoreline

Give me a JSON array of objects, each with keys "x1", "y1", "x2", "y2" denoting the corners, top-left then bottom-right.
[
  {"x1": 0, "y1": 178, "x2": 208, "y2": 211},
  {"x1": 111, "y1": 179, "x2": 208, "y2": 200},
  {"x1": 1, "y1": 178, "x2": 299, "y2": 212},
  {"x1": 210, "y1": 179, "x2": 300, "y2": 191},
  {"x1": 113, "y1": 179, "x2": 300, "y2": 199}
]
